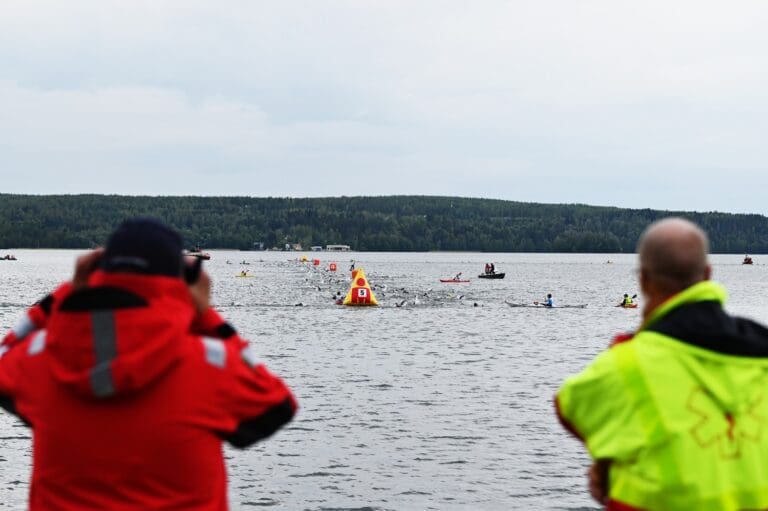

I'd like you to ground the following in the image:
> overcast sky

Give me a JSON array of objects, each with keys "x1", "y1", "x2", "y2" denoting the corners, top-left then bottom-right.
[{"x1": 1, "y1": 1, "x2": 767, "y2": 214}]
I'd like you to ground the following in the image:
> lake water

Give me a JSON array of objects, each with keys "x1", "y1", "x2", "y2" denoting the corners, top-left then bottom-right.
[{"x1": 1, "y1": 250, "x2": 766, "y2": 510}]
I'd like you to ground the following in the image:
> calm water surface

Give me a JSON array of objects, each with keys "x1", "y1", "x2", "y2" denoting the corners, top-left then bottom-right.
[{"x1": 1, "y1": 251, "x2": 766, "y2": 510}]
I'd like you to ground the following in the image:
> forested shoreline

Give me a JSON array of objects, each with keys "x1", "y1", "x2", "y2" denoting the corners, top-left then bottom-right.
[{"x1": 0, "y1": 194, "x2": 765, "y2": 253}]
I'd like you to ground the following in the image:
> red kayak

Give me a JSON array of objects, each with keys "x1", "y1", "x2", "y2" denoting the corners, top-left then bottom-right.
[
  {"x1": 620, "y1": 303, "x2": 638, "y2": 309},
  {"x1": 440, "y1": 279, "x2": 470, "y2": 283}
]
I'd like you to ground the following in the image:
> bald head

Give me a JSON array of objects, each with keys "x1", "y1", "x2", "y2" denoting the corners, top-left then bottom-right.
[{"x1": 638, "y1": 218, "x2": 710, "y2": 295}]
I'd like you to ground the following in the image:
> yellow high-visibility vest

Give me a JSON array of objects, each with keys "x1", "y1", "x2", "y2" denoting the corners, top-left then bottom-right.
[{"x1": 557, "y1": 281, "x2": 768, "y2": 511}]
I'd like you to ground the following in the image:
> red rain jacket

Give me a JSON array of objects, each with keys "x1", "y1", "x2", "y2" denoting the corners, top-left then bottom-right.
[{"x1": 0, "y1": 271, "x2": 297, "y2": 510}]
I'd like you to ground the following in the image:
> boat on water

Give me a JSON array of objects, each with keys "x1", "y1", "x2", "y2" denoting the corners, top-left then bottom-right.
[
  {"x1": 478, "y1": 272, "x2": 505, "y2": 279},
  {"x1": 185, "y1": 248, "x2": 211, "y2": 260},
  {"x1": 440, "y1": 279, "x2": 470, "y2": 283},
  {"x1": 619, "y1": 303, "x2": 639, "y2": 309},
  {"x1": 506, "y1": 301, "x2": 587, "y2": 309},
  {"x1": 743, "y1": 255, "x2": 754, "y2": 265}
]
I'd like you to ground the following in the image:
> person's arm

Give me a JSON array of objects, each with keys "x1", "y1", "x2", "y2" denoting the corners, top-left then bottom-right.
[
  {"x1": 556, "y1": 347, "x2": 645, "y2": 453},
  {"x1": 555, "y1": 345, "x2": 646, "y2": 502},
  {"x1": 2, "y1": 249, "x2": 105, "y2": 349},
  {"x1": 2, "y1": 297, "x2": 48, "y2": 348},
  {"x1": 188, "y1": 267, "x2": 297, "y2": 445},
  {"x1": 0, "y1": 333, "x2": 34, "y2": 422},
  {"x1": 191, "y1": 306, "x2": 238, "y2": 339},
  {"x1": 1, "y1": 284, "x2": 70, "y2": 348},
  {"x1": 219, "y1": 340, "x2": 298, "y2": 447},
  {"x1": 186, "y1": 269, "x2": 242, "y2": 341},
  {"x1": 588, "y1": 459, "x2": 611, "y2": 505},
  {"x1": 196, "y1": 334, "x2": 297, "y2": 447}
]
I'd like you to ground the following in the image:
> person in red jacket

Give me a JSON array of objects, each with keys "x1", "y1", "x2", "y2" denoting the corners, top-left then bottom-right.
[{"x1": 0, "y1": 218, "x2": 298, "y2": 511}]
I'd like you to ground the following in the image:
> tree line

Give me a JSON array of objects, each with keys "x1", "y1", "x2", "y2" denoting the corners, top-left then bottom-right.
[{"x1": 0, "y1": 194, "x2": 765, "y2": 253}]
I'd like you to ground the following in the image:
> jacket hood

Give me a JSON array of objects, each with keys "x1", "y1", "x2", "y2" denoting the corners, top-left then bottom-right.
[
  {"x1": 644, "y1": 281, "x2": 768, "y2": 358},
  {"x1": 643, "y1": 281, "x2": 768, "y2": 414},
  {"x1": 45, "y1": 271, "x2": 196, "y2": 399}
]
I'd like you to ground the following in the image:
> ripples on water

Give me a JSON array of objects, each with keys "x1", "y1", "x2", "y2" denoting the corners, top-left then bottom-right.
[{"x1": 0, "y1": 251, "x2": 765, "y2": 510}]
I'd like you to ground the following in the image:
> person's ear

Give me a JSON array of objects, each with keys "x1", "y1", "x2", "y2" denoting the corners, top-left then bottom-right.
[
  {"x1": 703, "y1": 264, "x2": 712, "y2": 281},
  {"x1": 639, "y1": 268, "x2": 651, "y2": 295}
]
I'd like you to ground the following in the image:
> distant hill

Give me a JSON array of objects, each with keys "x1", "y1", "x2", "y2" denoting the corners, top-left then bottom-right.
[{"x1": 0, "y1": 194, "x2": 766, "y2": 253}]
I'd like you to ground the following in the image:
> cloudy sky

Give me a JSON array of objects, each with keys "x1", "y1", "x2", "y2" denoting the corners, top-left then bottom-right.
[{"x1": 1, "y1": 1, "x2": 767, "y2": 214}]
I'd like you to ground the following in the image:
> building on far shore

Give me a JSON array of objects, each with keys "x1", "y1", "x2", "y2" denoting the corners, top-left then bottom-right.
[{"x1": 326, "y1": 244, "x2": 351, "y2": 252}]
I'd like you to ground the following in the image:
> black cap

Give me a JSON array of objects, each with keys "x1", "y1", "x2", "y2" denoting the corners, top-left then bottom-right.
[{"x1": 102, "y1": 218, "x2": 183, "y2": 277}]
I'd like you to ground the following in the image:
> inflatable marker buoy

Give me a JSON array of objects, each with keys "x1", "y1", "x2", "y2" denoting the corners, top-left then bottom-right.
[
  {"x1": 329, "y1": 262, "x2": 337, "y2": 271},
  {"x1": 343, "y1": 268, "x2": 378, "y2": 306},
  {"x1": 313, "y1": 259, "x2": 320, "y2": 266}
]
